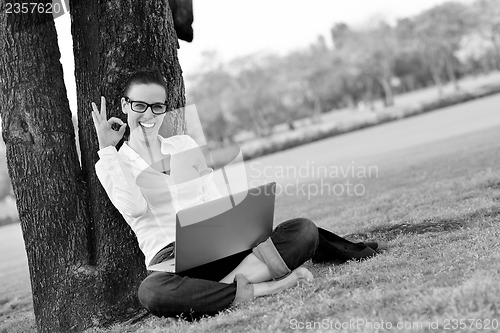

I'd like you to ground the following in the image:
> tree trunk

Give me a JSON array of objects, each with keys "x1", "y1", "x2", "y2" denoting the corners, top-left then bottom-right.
[
  {"x1": 252, "y1": 109, "x2": 270, "y2": 137},
  {"x1": 490, "y1": 35, "x2": 500, "y2": 71},
  {"x1": 445, "y1": 58, "x2": 460, "y2": 91},
  {"x1": 378, "y1": 77, "x2": 394, "y2": 107},
  {"x1": 423, "y1": 47, "x2": 444, "y2": 97},
  {"x1": 0, "y1": 5, "x2": 93, "y2": 332},
  {"x1": 405, "y1": 76, "x2": 416, "y2": 92},
  {"x1": 429, "y1": 64, "x2": 443, "y2": 97},
  {"x1": 309, "y1": 93, "x2": 322, "y2": 124},
  {"x1": 363, "y1": 77, "x2": 375, "y2": 111},
  {"x1": 0, "y1": 0, "x2": 186, "y2": 332}
]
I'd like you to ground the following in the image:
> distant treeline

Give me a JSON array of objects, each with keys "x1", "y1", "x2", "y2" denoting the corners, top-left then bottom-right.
[{"x1": 187, "y1": 0, "x2": 500, "y2": 144}]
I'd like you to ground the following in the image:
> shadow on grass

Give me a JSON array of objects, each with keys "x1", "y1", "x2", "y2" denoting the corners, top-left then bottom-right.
[
  {"x1": 344, "y1": 207, "x2": 500, "y2": 242},
  {"x1": 484, "y1": 179, "x2": 500, "y2": 190}
]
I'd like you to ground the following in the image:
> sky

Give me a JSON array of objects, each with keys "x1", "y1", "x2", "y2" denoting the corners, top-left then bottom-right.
[{"x1": 53, "y1": 0, "x2": 472, "y2": 115}]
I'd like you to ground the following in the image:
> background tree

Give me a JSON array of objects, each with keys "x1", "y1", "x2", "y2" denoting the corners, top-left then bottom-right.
[
  {"x1": 330, "y1": 23, "x2": 365, "y2": 108},
  {"x1": 233, "y1": 61, "x2": 280, "y2": 137},
  {"x1": 363, "y1": 21, "x2": 398, "y2": 107},
  {"x1": 472, "y1": 0, "x2": 500, "y2": 70},
  {"x1": 410, "y1": 2, "x2": 473, "y2": 94},
  {"x1": 394, "y1": 19, "x2": 431, "y2": 92},
  {"x1": 187, "y1": 62, "x2": 240, "y2": 144},
  {"x1": 0, "y1": 0, "x2": 187, "y2": 331},
  {"x1": 331, "y1": 22, "x2": 400, "y2": 109},
  {"x1": 285, "y1": 37, "x2": 339, "y2": 122}
]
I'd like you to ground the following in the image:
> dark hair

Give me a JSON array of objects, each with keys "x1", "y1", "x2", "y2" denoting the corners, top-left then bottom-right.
[
  {"x1": 121, "y1": 67, "x2": 169, "y2": 98},
  {"x1": 119, "y1": 67, "x2": 169, "y2": 145}
]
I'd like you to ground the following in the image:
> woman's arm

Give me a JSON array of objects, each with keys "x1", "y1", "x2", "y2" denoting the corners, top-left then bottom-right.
[
  {"x1": 199, "y1": 165, "x2": 223, "y2": 202},
  {"x1": 180, "y1": 135, "x2": 223, "y2": 202},
  {"x1": 95, "y1": 145, "x2": 148, "y2": 218},
  {"x1": 91, "y1": 96, "x2": 148, "y2": 218}
]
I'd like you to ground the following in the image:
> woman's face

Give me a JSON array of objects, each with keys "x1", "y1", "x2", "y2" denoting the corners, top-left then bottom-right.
[{"x1": 121, "y1": 83, "x2": 167, "y2": 143}]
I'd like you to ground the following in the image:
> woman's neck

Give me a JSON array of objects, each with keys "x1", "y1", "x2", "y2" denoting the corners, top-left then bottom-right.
[{"x1": 128, "y1": 134, "x2": 161, "y2": 164}]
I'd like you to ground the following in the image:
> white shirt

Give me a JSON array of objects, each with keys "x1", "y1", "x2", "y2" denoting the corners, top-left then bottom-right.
[{"x1": 95, "y1": 134, "x2": 222, "y2": 267}]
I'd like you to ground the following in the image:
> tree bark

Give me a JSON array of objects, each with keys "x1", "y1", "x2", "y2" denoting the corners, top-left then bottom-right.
[
  {"x1": 0, "y1": 0, "x2": 186, "y2": 332},
  {"x1": 0, "y1": 4, "x2": 93, "y2": 332}
]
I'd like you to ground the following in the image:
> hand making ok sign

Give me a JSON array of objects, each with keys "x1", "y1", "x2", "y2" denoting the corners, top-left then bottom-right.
[{"x1": 91, "y1": 96, "x2": 127, "y2": 149}]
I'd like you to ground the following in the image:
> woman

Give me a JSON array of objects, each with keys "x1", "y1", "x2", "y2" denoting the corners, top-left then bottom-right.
[{"x1": 91, "y1": 68, "x2": 385, "y2": 320}]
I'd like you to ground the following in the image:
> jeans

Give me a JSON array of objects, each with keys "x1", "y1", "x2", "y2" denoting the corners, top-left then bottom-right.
[{"x1": 138, "y1": 217, "x2": 377, "y2": 319}]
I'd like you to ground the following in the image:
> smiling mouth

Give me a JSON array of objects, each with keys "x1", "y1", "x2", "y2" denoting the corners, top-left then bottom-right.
[{"x1": 139, "y1": 122, "x2": 155, "y2": 128}]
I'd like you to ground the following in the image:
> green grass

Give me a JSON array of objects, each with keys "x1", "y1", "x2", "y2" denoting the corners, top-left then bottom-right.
[
  {"x1": 80, "y1": 127, "x2": 500, "y2": 332},
  {"x1": 2, "y1": 125, "x2": 500, "y2": 333}
]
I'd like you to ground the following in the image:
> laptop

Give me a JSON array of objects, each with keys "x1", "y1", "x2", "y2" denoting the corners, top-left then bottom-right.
[{"x1": 147, "y1": 181, "x2": 276, "y2": 272}]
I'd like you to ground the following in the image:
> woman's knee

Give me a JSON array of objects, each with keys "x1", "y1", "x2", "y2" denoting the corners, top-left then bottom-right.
[
  {"x1": 138, "y1": 272, "x2": 181, "y2": 317},
  {"x1": 277, "y1": 218, "x2": 318, "y2": 247},
  {"x1": 138, "y1": 273, "x2": 163, "y2": 314},
  {"x1": 293, "y1": 218, "x2": 319, "y2": 254},
  {"x1": 272, "y1": 217, "x2": 319, "y2": 267},
  {"x1": 138, "y1": 272, "x2": 237, "y2": 319}
]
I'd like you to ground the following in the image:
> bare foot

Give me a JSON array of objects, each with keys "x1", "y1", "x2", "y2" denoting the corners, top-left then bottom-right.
[
  {"x1": 253, "y1": 267, "x2": 314, "y2": 298},
  {"x1": 293, "y1": 266, "x2": 314, "y2": 283}
]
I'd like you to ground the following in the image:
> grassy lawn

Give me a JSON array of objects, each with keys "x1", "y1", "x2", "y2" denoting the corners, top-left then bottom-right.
[
  {"x1": 2, "y1": 123, "x2": 499, "y2": 332},
  {"x1": 82, "y1": 126, "x2": 499, "y2": 332},
  {"x1": 0, "y1": 224, "x2": 34, "y2": 333}
]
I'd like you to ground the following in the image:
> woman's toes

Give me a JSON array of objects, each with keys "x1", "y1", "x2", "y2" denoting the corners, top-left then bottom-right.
[{"x1": 294, "y1": 267, "x2": 314, "y2": 282}]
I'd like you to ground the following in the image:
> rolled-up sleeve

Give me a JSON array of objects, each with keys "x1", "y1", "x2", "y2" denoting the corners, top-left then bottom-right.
[
  {"x1": 200, "y1": 166, "x2": 223, "y2": 202},
  {"x1": 180, "y1": 135, "x2": 223, "y2": 202},
  {"x1": 95, "y1": 146, "x2": 148, "y2": 218}
]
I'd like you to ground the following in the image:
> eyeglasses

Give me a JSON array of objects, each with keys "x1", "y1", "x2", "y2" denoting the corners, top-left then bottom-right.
[{"x1": 124, "y1": 97, "x2": 169, "y2": 115}]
